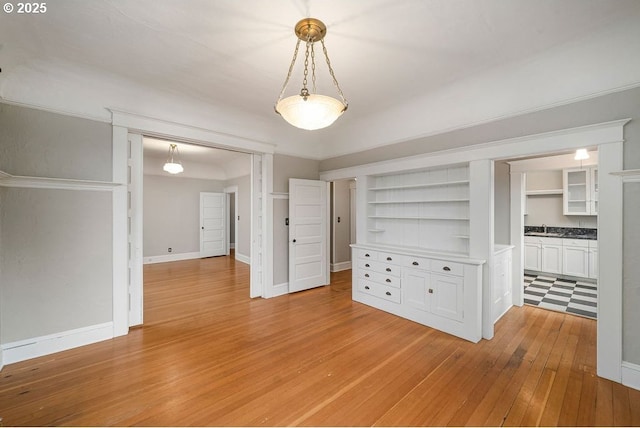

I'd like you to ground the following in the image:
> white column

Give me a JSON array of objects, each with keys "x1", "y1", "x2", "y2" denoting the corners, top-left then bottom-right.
[{"x1": 112, "y1": 125, "x2": 129, "y2": 337}]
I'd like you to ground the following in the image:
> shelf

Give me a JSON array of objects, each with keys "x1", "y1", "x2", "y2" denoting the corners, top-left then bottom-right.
[
  {"x1": 369, "y1": 215, "x2": 469, "y2": 221},
  {"x1": 369, "y1": 180, "x2": 469, "y2": 191},
  {"x1": 526, "y1": 189, "x2": 563, "y2": 196},
  {"x1": 367, "y1": 229, "x2": 385, "y2": 233},
  {"x1": 368, "y1": 199, "x2": 469, "y2": 204},
  {"x1": 567, "y1": 183, "x2": 587, "y2": 187},
  {"x1": 452, "y1": 235, "x2": 470, "y2": 239}
]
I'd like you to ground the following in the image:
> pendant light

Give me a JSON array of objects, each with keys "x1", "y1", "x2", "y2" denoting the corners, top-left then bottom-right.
[
  {"x1": 275, "y1": 18, "x2": 348, "y2": 130},
  {"x1": 574, "y1": 148, "x2": 589, "y2": 160},
  {"x1": 163, "y1": 144, "x2": 184, "y2": 174}
]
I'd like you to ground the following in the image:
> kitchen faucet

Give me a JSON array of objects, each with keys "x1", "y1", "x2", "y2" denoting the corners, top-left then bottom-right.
[{"x1": 542, "y1": 223, "x2": 547, "y2": 233}]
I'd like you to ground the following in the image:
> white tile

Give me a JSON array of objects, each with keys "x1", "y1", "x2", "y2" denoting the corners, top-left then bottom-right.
[{"x1": 539, "y1": 301, "x2": 568, "y2": 312}]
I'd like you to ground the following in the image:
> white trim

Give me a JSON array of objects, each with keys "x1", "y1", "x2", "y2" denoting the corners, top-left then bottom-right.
[
  {"x1": 611, "y1": 169, "x2": 640, "y2": 182},
  {"x1": 110, "y1": 109, "x2": 276, "y2": 155},
  {"x1": 330, "y1": 261, "x2": 352, "y2": 272},
  {"x1": 2, "y1": 322, "x2": 114, "y2": 365},
  {"x1": 271, "y1": 192, "x2": 289, "y2": 199},
  {"x1": 143, "y1": 252, "x2": 201, "y2": 264},
  {"x1": 271, "y1": 282, "x2": 290, "y2": 298},
  {"x1": 622, "y1": 362, "x2": 640, "y2": 391},
  {"x1": 127, "y1": 133, "x2": 144, "y2": 327},
  {"x1": 320, "y1": 119, "x2": 630, "y2": 181},
  {"x1": 112, "y1": 126, "x2": 129, "y2": 338},
  {"x1": 0, "y1": 98, "x2": 112, "y2": 124},
  {"x1": 235, "y1": 252, "x2": 251, "y2": 265},
  {"x1": 508, "y1": 151, "x2": 598, "y2": 173},
  {"x1": 0, "y1": 170, "x2": 120, "y2": 191}
]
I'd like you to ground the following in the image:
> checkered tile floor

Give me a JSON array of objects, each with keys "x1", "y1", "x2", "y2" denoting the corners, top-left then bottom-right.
[{"x1": 524, "y1": 274, "x2": 597, "y2": 319}]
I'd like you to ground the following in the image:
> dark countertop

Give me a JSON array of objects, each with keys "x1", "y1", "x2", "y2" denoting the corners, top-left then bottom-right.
[{"x1": 524, "y1": 226, "x2": 597, "y2": 240}]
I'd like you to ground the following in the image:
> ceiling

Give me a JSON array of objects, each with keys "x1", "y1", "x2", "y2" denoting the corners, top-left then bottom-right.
[{"x1": 1, "y1": 0, "x2": 639, "y2": 160}]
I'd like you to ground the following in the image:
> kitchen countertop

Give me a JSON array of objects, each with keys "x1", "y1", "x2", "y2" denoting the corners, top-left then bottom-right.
[{"x1": 524, "y1": 226, "x2": 597, "y2": 240}]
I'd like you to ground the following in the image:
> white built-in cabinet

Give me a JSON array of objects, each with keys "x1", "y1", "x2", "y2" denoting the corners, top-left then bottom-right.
[
  {"x1": 365, "y1": 164, "x2": 470, "y2": 255},
  {"x1": 352, "y1": 163, "x2": 486, "y2": 343},
  {"x1": 524, "y1": 235, "x2": 597, "y2": 279},
  {"x1": 563, "y1": 167, "x2": 598, "y2": 215}
]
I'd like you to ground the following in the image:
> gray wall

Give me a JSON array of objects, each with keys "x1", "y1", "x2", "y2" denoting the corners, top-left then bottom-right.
[
  {"x1": 331, "y1": 179, "x2": 352, "y2": 265},
  {"x1": 0, "y1": 103, "x2": 113, "y2": 344},
  {"x1": 494, "y1": 161, "x2": 511, "y2": 245},
  {"x1": 143, "y1": 175, "x2": 225, "y2": 257},
  {"x1": 272, "y1": 154, "x2": 320, "y2": 285},
  {"x1": 224, "y1": 174, "x2": 251, "y2": 260},
  {"x1": 320, "y1": 86, "x2": 640, "y2": 365}
]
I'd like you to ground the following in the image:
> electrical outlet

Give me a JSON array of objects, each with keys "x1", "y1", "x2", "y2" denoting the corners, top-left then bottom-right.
[{"x1": 168, "y1": 247, "x2": 172, "y2": 253}]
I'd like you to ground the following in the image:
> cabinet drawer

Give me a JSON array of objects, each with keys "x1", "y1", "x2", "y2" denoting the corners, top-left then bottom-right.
[
  {"x1": 357, "y1": 259, "x2": 401, "y2": 277},
  {"x1": 378, "y1": 252, "x2": 400, "y2": 263},
  {"x1": 402, "y1": 255, "x2": 431, "y2": 270},
  {"x1": 357, "y1": 249, "x2": 377, "y2": 260},
  {"x1": 360, "y1": 271, "x2": 400, "y2": 288},
  {"x1": 358, "y1": 279, "x2": 401, "y2": 304},
  {"x1": 564, "y1": 239, "x2": 589, "y2": 248},
  {"x1": 431, "y1": 260, "x2": 463, "y2": 276}
]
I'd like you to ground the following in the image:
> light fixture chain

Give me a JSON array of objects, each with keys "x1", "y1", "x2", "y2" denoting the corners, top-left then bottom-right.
[
  {"x1": 276, "y1": 39, "x2": 302, "y2": 103},
  {"x1": 302, "y1": 39, "x2": 311, "y2": 92},
  {"x1": 321, "y1": 39, "x2": 348, "y2": 107},
  {"x1": 311, "y1": 41, "x2": 317, "y2": 94}
]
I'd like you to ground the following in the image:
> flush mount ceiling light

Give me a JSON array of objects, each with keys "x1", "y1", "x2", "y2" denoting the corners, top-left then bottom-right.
[
  {"x1": 574, "y1": 148, "x2": 590, "y2": 160},
  {"x1": 275, "y1": 18, "x2": 348, "y2": 131},
  {"x1": 163, "y1": 144, "x2": 184, "y2": 174}
]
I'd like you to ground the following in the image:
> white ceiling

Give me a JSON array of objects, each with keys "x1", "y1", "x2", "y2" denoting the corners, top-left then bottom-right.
[{"x1": 1, "y1": 0, "x2": 639, "y2": 160}]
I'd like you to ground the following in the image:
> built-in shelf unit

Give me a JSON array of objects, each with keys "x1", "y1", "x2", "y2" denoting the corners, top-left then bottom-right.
[{"x1": 365, "y1": 164, "x2": 470, "y2": 256}]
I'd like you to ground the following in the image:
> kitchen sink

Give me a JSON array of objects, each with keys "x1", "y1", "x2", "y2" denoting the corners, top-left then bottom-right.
[{"x1": 526, "y1": 232, "x2": 563, "y2": 237}]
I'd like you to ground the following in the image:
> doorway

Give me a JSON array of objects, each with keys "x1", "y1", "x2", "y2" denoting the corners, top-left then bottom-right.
[{"x1": 329, "y1": 178, "x2": 356, "y2": 273}]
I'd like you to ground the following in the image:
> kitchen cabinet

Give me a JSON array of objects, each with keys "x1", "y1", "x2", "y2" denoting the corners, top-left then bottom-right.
[
  {"x1": 562, "y1": 239, "x2": 589, "y2": 278},
  {"x1": 524, "y1": 236, "x2": 563, "y2": 275},
  {"x1": 589, "y1": 240, "x2": 598, "y2": 279},
  {"x1": 563, "y1": 167, "x2": 598, "y2": 216},
  {"x1": 524, "y1": 241, "x2": 542, "y2": 271},
  {"x1": 353, "y1": 245, "x2": 483, "y2": 342}
]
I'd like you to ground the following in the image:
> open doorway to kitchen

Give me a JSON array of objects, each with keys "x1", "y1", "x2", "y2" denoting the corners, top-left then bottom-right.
[{"x1": 505, "y1": 149, "x2": 598, "y2": 320}]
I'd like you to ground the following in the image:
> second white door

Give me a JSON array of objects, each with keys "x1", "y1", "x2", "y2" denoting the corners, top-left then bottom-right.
[
  {"x1": 200, "y1": 192, "x2": 227, "y2": 258},
  {"x1": 289, "y1": 178, "x2": 329, "y2": 293}
]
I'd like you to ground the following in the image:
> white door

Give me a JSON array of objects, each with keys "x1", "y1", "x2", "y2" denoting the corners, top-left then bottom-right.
[
  {"x1": 289, "y1": 178, "x2": 329, "y2": 293},
  {"x1": 200, "y1": 192, "x2": 227, "y2": 257}
]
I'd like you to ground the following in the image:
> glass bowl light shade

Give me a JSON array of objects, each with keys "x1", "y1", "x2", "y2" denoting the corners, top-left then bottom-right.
[
  {"x1": 276, "y1": 94, "x2": 346, "y2": 130},
  {"x1": 163, "y1": 162, "x2": 184, "y2": 174}
]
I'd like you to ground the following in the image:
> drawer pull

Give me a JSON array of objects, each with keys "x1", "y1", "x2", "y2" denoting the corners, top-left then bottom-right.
[
  {"x1": 412, "y1": 261, "x2": 419, "y2": 266},
  {"x1": 364, "y1": 273, "x2": 370, "y2": 278},
  {"x1": 365, "y1": 263, "x2": 370, "y2": 268},
  {"x1": 428, "y1": 288, "x2": 434, "y2": 294},
  {"x1": 385, "y1": 291, "x2": 392, "y2": 296},
  {"x1": 386, "y1": 256, "x2": 393, "y2": 261},
  {"x1": 365, "y1": 286, "x2": 370, "y2": 290},
  {"x1": 443, "y1": 266, "x2": 451, "y2": 272},
  {"x1": 365, "y1": 253, "x2": 370, "y2": 257},
  {"x1": 385, "y1": 278, "x2": 391, "y2": 283},
  {"x1": 386, "y1": 268, "x2": 392, "y2": 272}
]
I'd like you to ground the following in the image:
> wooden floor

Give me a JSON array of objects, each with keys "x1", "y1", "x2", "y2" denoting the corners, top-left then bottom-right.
[{"x1": 1, "y1": 255, "x2": 639, "y2": 426}]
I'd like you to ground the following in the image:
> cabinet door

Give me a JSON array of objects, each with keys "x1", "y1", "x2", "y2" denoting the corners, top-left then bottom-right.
[
  {"x1": 589, "y1": 248, "x2": 598, "y2": 279},
  {"x1": 524, "y1": 243, "x2": 542, "y2": 271},
  {"x1": 563, "y1": 246, "x2": 589, "y2": 277},
  {"x1": 403, "y1": 268, "x2": 429, "y2": 311},
  {"x1": 563, "y1": 168, "x2": 589, "y2": 215},
  {"x1": 430, "y1": 273, "x2": 464, "y2": 322},
  {"x1": 541, "y1": 244, "x2": 563, "y2": 275}
]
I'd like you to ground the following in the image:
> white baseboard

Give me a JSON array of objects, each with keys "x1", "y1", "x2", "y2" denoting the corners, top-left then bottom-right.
[
  {"x1": 143, "y1": 251, "x2": 200, "y2": 264},
  {"x1": 622, "y1": 361, "x2": 640, "y2": 391},
  {"x1": 235, "y1": 252, "x2": 250, "y2": 265},
  {"x1": 331, "y1": 261, "x2": 352, "y2": 272},
  {"x1": 2, "y1": 322, "x2": 114, "y2": 366}
]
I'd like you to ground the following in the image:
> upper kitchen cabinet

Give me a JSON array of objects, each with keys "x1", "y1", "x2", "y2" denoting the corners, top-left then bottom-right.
[{"x1": 563, "y1": 166, "x2": 598, "y2": 216}]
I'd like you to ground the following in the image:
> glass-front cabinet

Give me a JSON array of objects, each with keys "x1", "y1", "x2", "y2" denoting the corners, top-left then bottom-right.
[{"x1": 563, "y1": 167, "x2": 597, "y2": 216}]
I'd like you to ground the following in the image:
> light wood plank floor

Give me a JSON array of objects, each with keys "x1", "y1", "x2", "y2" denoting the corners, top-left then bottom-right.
[{"x1": 1, "y1": 255, "x2": 639, "y2": 426}]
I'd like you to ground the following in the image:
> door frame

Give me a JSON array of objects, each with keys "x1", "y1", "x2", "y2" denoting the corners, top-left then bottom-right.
[
  {"x1": 224, "y1": 185, "x2": 239, "y2": 257},
  {"x1": 111, "y1": 110, "x2": 275, "y2": 336}
]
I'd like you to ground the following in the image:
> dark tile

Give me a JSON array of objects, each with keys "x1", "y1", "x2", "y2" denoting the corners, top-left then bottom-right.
[
  {"x1": 570, "y1": 298, "x2": 597, "y2": 307},
  {"x1": 524, "y1": 289, "x2": 546, "y2": 298},
  {"x1": 548, "y1": 289, "x2": 572, "y2": 298}
]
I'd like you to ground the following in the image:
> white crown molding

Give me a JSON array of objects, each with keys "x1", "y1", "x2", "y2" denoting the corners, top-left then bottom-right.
[
  {"x1": 0, "y1": 170, "x2": 121, "y2": 191},
  {"x1": 110, "y1": 109, "x2": 276, "y2": 155},
  {"x1": 0, "y1": 97, "x2": 112, "y2": 123},
  {"x1": 610, "y1": 169, "x2": 640, "y2": 182}
]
